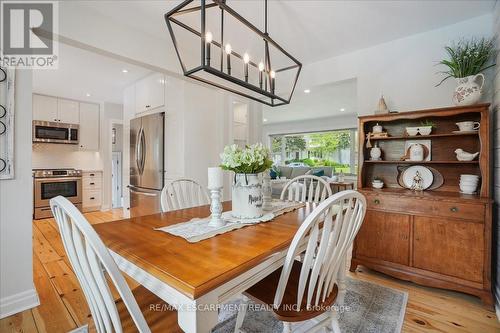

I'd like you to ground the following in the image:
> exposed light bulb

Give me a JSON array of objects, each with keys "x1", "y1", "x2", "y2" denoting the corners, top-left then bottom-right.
[
  {"x1": 243, "y1": 53, "x2": 250, "y2": 64},
  {"x1": 225, "y1": 43, "x2": 232, "y2": 54},
  {"x1": 86, "y1": 93, "x2": 91, "y2": 97},
  {"x1": 122, "y1": 69, "x2": 129, "y2": 73},
  {"x1": 205, "y1": 31, "x2": 213, "y2": 43},
  {"x1": 340, "y1": 108, "x2": 346, "y2": 112},
  {"x1": 258, "y1": 62, "x2": 265, "y2": 71},
  {"x1": 270, "y1": 70, "x2": 276, "y2": 78},
  {"x1": 304, "y1": 89, "x2": 311, "y2": 94},
  {"x1": 263, "y1": 118, "x2": 268, "y2": 122}
]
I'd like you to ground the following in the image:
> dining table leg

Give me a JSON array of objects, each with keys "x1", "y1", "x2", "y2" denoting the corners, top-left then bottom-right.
[{"x1": 177, "y1": 294, "x2": 219, "y2": 333}]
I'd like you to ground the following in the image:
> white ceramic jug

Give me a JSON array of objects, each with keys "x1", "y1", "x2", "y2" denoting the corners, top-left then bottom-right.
[
  {"x1": 409, "y1": 144, "x2": 424, "y2": 161},
  {"x1": 452, "y1": 74, "x2": 484, "y2": 106}
]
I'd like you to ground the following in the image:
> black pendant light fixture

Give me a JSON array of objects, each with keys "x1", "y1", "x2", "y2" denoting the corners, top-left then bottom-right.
[{"x1": 164, "y1": 0, "x2": 302, "y2": 107}]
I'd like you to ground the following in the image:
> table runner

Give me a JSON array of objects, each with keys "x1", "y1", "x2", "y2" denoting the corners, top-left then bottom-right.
[{"x1": 155, "y1": 200, "x2": 305, "y2": 243}]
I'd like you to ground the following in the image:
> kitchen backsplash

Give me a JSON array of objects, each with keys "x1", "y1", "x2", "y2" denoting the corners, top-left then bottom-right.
[{"x1": 32, "y1": 143, "x2": 103, "y2": 170}]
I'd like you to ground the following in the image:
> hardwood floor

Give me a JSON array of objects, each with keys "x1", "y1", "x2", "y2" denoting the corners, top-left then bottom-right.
[{"x1": 0, "y1": 209, "x2": 499, "y2": 332}]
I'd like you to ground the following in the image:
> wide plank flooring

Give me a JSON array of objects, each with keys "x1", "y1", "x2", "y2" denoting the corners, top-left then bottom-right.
[{"x1": 0, "y1": 209, "x2": 498, "y2": 332}]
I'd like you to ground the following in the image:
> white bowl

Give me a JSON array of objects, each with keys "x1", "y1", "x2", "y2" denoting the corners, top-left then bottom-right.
[
  {"x1": 460, "y1": 184, "x2": 477, "y2": 193},
  {"x1": 460, "y1": 180, "x2": 479, "y2": 185},
  {"x1": 406, "y1": 127, "x2": 419, "y2": 136},
  {"x1": 419, "y1": 127, "x2": 432, "y2": 135},
  {"x1": 460, "y1": 174, "x2": 479, "y2": 179},
  {"x1": 372, "y1": 182, "x2": 384, "y2": 189}
]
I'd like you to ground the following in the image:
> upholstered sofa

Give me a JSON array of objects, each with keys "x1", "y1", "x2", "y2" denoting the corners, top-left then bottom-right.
[{"x1": 271, "y1": 166, "x2": 334, "y2": 197}]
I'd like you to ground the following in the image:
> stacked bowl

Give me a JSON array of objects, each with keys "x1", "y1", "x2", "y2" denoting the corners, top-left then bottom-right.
[{"x1": 460, "y1": 174, "x2": 479, "y2": 194}]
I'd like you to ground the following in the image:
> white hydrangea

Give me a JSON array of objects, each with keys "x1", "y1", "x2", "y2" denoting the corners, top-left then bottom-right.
[{"x1": 220, "y1": 143, "x2": 271, "y2": 173}]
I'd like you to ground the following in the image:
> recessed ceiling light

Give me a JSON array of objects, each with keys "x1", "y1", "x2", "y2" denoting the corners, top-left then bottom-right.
[
  {"x1": 340, "y1": 108, "x2": 346, "y2": 112},
  {"x1": 122, "y1": 69, "x2": 129, "y2": 73},
  {"x1": 263, "y1": 118, "x2": 268, "y2": 122},
  {"x1": 86, "y1": 93, "x2": 91, "y2": 97},
  {"x1": 304, "y1": 89, "x2": 311, "y2": 94}
]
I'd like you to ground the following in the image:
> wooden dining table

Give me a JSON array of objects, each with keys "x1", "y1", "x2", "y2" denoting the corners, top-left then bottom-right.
[{"x1": 93, "y1": 201, "x2": 346, "y2": 333}]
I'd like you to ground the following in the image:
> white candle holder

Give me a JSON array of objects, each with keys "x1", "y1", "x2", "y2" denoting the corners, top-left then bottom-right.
[{"x1": 208, "y1": 188, "x2": 225, "y2": 227}]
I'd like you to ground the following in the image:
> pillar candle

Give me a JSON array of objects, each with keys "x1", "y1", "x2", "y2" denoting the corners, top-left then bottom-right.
[{"x1": 208, "y1": 167, "x2": 223, "y2": 189}]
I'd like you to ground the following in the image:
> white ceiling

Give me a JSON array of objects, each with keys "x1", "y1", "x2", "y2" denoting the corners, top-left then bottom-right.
[
  {"x1": 76, "y1": 0, "x2": 495, "y2": 65},
  {"x1": 263, "y1": 79, "x2": 357, "y2": 124},
  {"x1": 34, "y1": 1, "x2": 495, "y2": 109},
  {"x1": 33, "y1": 43, "x2": 152, "y2": 104}
]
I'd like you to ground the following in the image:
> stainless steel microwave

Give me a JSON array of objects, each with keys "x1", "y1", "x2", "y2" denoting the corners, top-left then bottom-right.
[{"x1": 32, "y1": 120, "x2": 79, "y2": 144}]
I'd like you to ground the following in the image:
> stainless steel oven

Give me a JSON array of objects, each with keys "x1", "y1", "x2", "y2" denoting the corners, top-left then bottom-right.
[
  {"x1": 33, "y1": 169, "x2": 82, "y2": 219},
  {"x1": 32, "y1": 120, "x2": 79, "y2": 144}
]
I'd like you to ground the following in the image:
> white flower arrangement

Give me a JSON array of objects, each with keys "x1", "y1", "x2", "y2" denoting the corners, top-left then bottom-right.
[{"x1": 220, "y1": 143, "x2": 273, "y2": 174}]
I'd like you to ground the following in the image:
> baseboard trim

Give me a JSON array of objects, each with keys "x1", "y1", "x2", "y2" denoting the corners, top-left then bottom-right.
[{"x1": 0, "y1": 287, "x2": 40, "y2": 319}]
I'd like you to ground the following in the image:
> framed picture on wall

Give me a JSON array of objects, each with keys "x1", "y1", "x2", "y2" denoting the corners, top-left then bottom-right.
[{"x1": 0, "y1": 67, "x2": 15, "y2": 180}]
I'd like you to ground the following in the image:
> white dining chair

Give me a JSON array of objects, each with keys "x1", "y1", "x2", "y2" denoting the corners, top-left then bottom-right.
[
  {"x1": 50, "y1": 196, "x2": 182, "y2": 333},
  {"x1": 234, "y1": 190, "x2": 366, "y2": 333},
  {"x1": 280, "y1": 175, "x2": 333, "y2": 203},
  {"x1": 160, "y1": 178, "x2": 210, "y2": 212}
]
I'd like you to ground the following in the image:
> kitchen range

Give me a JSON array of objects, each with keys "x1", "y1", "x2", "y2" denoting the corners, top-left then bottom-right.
[{"x1": 33, "y1": 168, "x2": 82, "y2": 219}]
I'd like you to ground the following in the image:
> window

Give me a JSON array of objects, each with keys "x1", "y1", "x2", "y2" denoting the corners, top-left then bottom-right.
[{"x1": 270, "y1": 129, "x2": 358, "y2": 175}]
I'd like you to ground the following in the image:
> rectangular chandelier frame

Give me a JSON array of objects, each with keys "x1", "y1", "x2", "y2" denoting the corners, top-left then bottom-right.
[{"x1": 164, "y1": 0, "x2": 302, "y2": 107}]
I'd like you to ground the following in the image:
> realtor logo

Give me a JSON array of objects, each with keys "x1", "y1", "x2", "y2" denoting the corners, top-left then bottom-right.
[{"x1": 1, "y1": 1, "x2": 58, "y2": 68}]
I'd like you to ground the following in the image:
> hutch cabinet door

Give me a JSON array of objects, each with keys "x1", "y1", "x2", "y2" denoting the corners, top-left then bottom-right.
[
  {"x1": 355, "y1": 210, "x2": 410, "y2": 265},
  {"x1": 413, "y1": 216, "x2": 484, "y2": 283}
]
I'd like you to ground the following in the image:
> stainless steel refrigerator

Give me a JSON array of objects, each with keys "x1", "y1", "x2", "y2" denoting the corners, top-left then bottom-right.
[{"x1": 129, "y1": 112, "x2": 164, "y2": 217}]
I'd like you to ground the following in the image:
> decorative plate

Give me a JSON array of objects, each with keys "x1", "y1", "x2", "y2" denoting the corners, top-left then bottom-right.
[{"x1": 402, "y1": 165, "x2": 434, "y2": 190}]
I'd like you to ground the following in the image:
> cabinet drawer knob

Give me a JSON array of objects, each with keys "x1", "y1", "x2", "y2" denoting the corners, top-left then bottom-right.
[
  {"x1": 450, "y1": 207, "x2": 458, "y2": 212},
  {"x1": 90, "y1": 197, "x2": 95, "y2": 200},
  {"x1": 374, "y1": 199, "x2": 380, "y2": 204},
  {"x1": 90, "y1": 182, "x2": 95, "y2": 185},
  {"x1": 89, "y1": 173, "x2": 95, "y2": 176}
]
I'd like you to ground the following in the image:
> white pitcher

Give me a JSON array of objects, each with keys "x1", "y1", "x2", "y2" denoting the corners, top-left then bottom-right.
[
  {"x1": 232, "y1": 173, "x2": 263, "y2": 219},
  {"x1": 452, "y1": 73, "x2": 484, "y2": 106}
]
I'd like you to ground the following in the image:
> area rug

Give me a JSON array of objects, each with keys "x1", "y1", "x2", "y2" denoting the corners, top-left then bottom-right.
[{"x1": 213, "y1": 277, "x2": 408, "y2": 333}]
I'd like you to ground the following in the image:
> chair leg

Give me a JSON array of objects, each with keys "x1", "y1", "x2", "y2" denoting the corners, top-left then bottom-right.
[
  {"x1": 234, "y1": 295, "x2": 249, "y2": 333},
  {"x1": 282, "y1": 322, "x2": 292, "y2": 333}
]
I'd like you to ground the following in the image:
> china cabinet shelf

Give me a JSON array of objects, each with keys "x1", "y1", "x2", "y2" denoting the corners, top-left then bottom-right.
[
  {"x1": 368, "y1": 132, "x2": 478, "y2": 141},
  {"x1": 363, "y1": 160, "x2": 479, "y2": 164}
]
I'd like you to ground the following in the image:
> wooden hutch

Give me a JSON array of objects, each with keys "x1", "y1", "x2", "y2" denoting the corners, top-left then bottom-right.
[{"x1": 351, "y1": 103, "x2": 493, "y2": 308}]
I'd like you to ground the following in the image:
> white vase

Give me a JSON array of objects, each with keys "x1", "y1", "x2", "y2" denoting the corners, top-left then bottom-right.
[
  {"x1": 232, "y1": 173, "x2": 263, "y2": 219},
  {"x1": 370, "y1": 147, "x2": 381, "y2": 160},
  {"x1": 452, "y1": 74, "x2": 484, "y2": 106}
]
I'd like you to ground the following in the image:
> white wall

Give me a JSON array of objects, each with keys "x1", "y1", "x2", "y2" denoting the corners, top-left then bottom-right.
[
  {"x1": 262, "y1": 113, "x2": 357, "y2": 141},
  {"x1": 301, "y1": 14, "x2": 494, "y2": 116},
  {"x1": 0, "y1": 70, "x2": 39, "y2": 319},
  {"x1": 32, "y1": 144, "x2": 103, "y2": 170}
]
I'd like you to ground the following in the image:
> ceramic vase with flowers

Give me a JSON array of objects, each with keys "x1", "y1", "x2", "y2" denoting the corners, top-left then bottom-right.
[
  {"x1": 436, "y1": 38, "x2": 495, "y2": 106},
  {"x1": 220, "y1": 143, "x2": 273, "y2": 219}
]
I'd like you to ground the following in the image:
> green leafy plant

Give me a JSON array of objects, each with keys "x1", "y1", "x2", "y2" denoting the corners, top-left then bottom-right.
[
  {"x1": 436, "y1": 37, "x2": 496, "y2": 86},
  {"x1": 220, "y1": 143, "x2": 273, "y2": 174},
  {"x1": 420, "y1": 119, "x2": 436, "y2": 128}
]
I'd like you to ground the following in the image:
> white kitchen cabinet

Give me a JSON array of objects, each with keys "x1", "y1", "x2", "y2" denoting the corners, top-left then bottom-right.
[
  {"x1": 57, "y1": 99, "x2": 80, "y2": 124},
  {"x1": 135, "y1": 73, "x2": 165, "y2": 114},
  {"x1": 82, "y1": 171, "x2": 102, "y2": 212},
  {"x1": 79, "y1": 102, "x2": 100, "y2": 151},
  {"x1": 33, "y1": 94, "x2": 58, "y2": 122}
]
